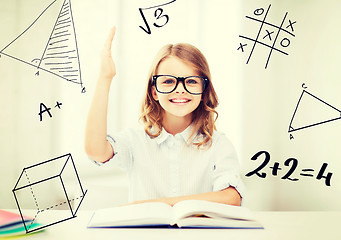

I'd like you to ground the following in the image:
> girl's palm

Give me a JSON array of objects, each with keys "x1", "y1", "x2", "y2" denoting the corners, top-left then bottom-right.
[{"x1": 100, "y1": 27, "x2": 116, "y2": 80}]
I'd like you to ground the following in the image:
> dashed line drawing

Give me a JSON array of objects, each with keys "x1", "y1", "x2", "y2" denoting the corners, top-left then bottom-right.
[
  {"x1": 12, "y1": 153, "x2": 87, "y2": 234},
  {"x1": 0, "y1": 0, "x2": 85, "y2": 92},
  {"x1": 288, "y1": 90, "x2": 341, "y2": 133}
]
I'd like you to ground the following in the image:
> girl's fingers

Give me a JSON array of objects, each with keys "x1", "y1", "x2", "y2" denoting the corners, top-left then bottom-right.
[{"x1": 104, "y1": 26, "x2": 116, "y2": 54}]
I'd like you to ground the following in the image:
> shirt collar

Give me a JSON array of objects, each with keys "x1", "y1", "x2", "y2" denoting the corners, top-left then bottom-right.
[{"x1": 155, "y1": 124, "x2": 195, "y2": 145}]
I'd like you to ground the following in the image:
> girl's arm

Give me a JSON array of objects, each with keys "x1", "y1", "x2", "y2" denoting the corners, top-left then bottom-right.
[
  {"x1": 84, "y1": 27, "x2": 116, "y2": 163},
  {"x1": 130, "y1": 187, "x2": 241, "y2": 206}
]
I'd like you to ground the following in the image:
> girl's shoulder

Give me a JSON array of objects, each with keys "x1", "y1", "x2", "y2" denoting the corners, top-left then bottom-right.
[
  {"x1": 211, "y1": 129, "x2": 225, "y2": 138},
  {"x1": 193, "y1": 129, "x2": 235, "y2": 150},
  {"x1": 211, "y1": 130, "x2": 235, "y2": 148},
  {"x1": 210, "y1": 130, "x2": 238, "y2": 157}
]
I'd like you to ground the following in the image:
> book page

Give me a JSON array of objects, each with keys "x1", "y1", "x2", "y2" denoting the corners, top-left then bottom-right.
[
  {"x1": 176, "y1": 216, "x2": 263, "y2": 229},
  {"x1": 172, "y1": 200, "x2": 256, "y2": 222},
  {"x1": 88, "y1": 202, "x2": 174, "y2": 227}
]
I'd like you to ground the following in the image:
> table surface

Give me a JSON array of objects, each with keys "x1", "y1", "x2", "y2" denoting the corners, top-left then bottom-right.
[{"x1": 4, "y1": 210, "x2": 341, "y2": 240}]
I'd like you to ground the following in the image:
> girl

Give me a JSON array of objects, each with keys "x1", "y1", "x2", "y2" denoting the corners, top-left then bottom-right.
[{"x1": 85, "y1": 27, "x2": 244, "y2": 206}]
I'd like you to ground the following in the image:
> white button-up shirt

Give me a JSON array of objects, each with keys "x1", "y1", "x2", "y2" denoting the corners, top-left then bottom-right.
[{"x1": 102, "y1": 126, "x2": 245, "y2": 203}]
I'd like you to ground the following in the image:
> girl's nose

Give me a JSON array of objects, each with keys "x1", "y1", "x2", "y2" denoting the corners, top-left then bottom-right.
[{"x1": 175, "y1": 81, "x2": 186, "y2": 93}]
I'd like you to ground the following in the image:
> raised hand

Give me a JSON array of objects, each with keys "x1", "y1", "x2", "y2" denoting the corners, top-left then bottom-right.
[
  {"x1": 85, "y1": 27, "x2": 117, "y2": 163},
  {"x1": 99, "y1": 26, "x2": 117, "y2": 81}
]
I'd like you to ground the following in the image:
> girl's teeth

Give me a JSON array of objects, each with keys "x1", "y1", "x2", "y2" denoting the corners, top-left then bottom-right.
[{"x1": 172, "y1": 99, "x2": 189, "y2": 103}]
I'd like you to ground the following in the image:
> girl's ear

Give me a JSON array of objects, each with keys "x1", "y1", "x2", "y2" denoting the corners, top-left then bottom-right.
[{"x1": 151, "y1": 86, "x2": 159, "y2": 101}]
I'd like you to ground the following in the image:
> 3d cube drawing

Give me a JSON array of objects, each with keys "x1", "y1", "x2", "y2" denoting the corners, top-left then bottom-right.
[{"x1": 12, "y1": 153, "x2": 87, "y2": 233}]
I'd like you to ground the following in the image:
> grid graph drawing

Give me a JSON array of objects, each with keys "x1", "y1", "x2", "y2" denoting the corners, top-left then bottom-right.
[
  {"x1": 288, "y1": 90, "x2": 341, "y2": 133},
  {"x1": 238, "y1": 4, "x2": 296, "y2": 69},
  {"x1": 12, "y1": 153, "x2": 87, "y2": 234},
  {"x1": 0, "y1": 0, "x2": 85, "y2": 92}
]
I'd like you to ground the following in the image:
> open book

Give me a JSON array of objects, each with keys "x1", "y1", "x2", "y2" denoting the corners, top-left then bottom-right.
[{"x1": 87, "y1": 200, "x2": 263, "y2": 229}]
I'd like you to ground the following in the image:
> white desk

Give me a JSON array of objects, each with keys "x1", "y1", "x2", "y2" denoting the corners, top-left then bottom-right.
[{"x1": 7, "y1": 210, "x2": 341, "y2": 240}]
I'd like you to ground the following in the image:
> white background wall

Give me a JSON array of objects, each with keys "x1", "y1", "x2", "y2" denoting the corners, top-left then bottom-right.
[{"x1": 1, "y1": 0, "x2": 341, "y2": 211}]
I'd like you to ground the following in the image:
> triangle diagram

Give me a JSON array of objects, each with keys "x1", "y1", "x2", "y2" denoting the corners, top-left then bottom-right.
[
  {"x1": 0, "y1": 0, "x2": 84, "y2": 92},
  {"x1": 288, "y1": 90, "x2": 341, "y2": 133}
]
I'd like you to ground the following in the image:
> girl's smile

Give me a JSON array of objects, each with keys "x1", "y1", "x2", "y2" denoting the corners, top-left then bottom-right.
[{"x1": 169, "y1": 98, "x2": 191, "y2": 104}]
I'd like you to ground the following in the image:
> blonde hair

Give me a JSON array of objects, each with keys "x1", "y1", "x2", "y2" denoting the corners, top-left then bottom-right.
[{"x1": 140, "y1": 43, "x2": 219, "y2": 148}]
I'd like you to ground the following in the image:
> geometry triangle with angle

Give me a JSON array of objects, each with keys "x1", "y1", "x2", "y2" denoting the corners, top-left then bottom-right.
[
  {"x1": 0, "y1": 0, "x2": 84, "y2": 92},
  {"x1": 288, "y1": 90, "x2": 341, "y2": 133}
]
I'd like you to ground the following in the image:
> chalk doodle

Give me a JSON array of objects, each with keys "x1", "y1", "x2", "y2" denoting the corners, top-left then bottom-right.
[
  {"x1": 0, "y1": 0, "x2": 85, "y2": 92},
  {"x1": 238, "y1": 4, "x2": 296, "y2": 69},
  {"x1": 288, "y1": 86, "x2": 341, "y2": 137},
  {"x1": 38, "y1": 101, "x2": 63, "y2": 121},
  {"x1": 12, "y1": 153, "x2": 87, "y2": 234},
  {"x1": 245, "y1": 150, "x2": 333, "y2": 186},
  {"x1": 139, "y1": 0, "x2": 176, "y2": 34}
]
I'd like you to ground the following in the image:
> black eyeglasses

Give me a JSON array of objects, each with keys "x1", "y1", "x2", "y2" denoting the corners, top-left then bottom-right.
[{"x1": 152, "y1": 75, "x2": 208, "y2": 95}]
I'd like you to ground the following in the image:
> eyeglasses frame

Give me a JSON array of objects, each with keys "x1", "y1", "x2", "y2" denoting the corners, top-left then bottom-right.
[{"x1": 152, "y1": 75, "x2": 208, "y2": 95}]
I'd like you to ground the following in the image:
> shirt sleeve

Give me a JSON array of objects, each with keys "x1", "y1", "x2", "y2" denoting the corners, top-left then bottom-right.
[
  {"x1": 93, "y1": 129, "x2": 133, "y2": 170},
  {"x1": 211, "y1": 132, "x2": 246, "y2": 201}
]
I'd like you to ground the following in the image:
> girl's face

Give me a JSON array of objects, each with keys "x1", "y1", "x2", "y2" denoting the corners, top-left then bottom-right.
[{"x1": 152, "y1": 56, "x2": 202, "y2": 121}]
